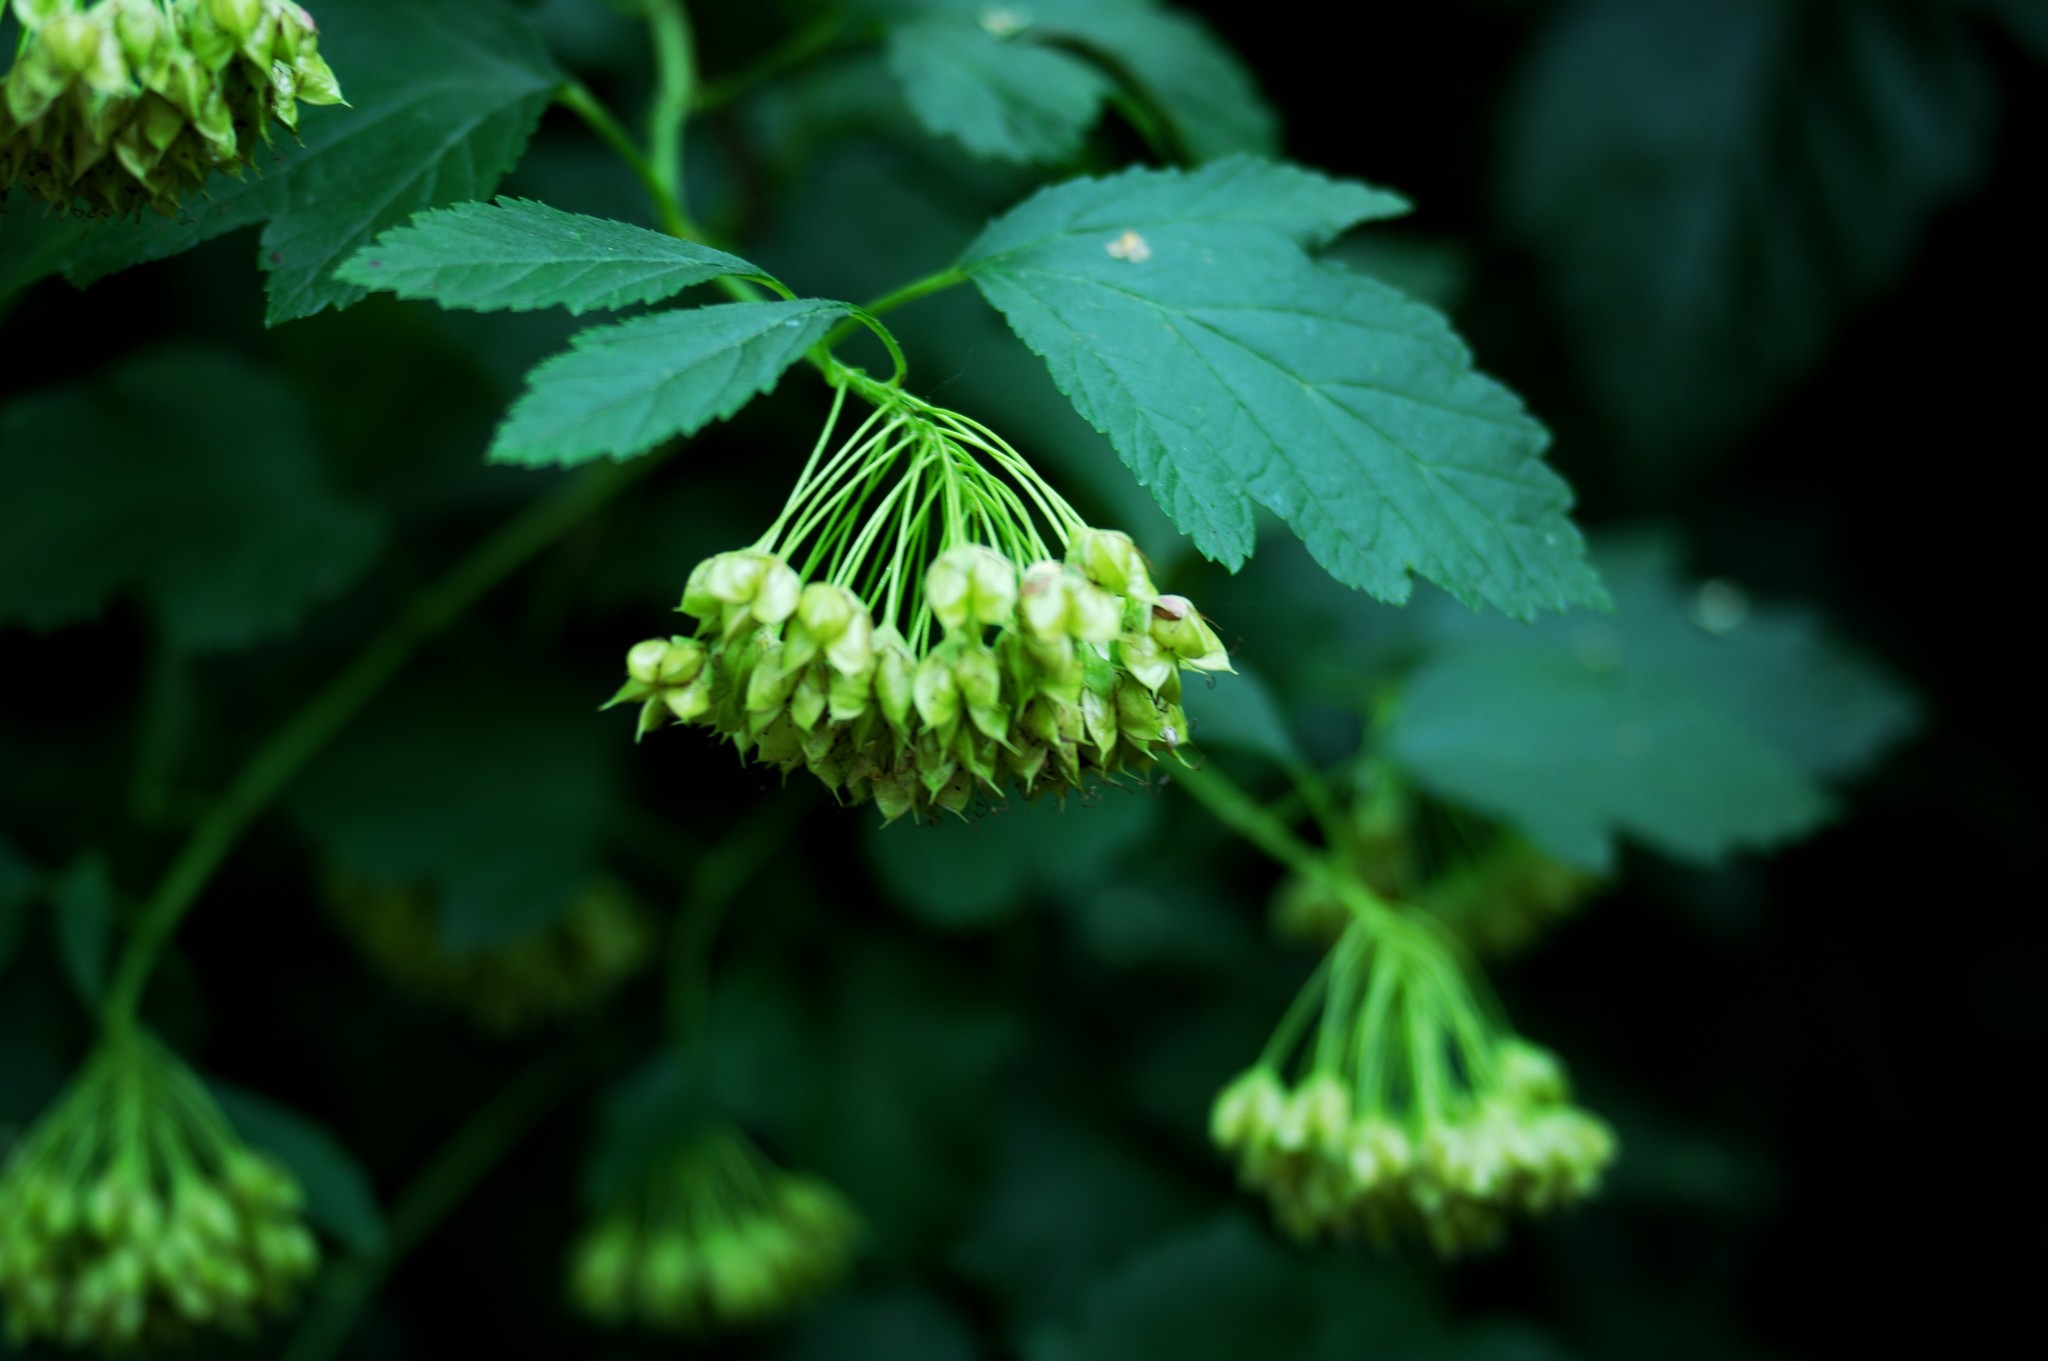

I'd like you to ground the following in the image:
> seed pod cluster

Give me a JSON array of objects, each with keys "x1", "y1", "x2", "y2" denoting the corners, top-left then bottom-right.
[
  {"x1": 610, "y1": 385, "x2": 1230, "y2": 822},
  {"x1": 0, "y1": 1032, "x2": 319, "y2": 1349},
  {"x1": 323, "y1": 871, "x2": 654, "y2": 1033},
  {"x1": 568, "y1": 1125, "x2": 860, "y2": 1334},
  {"x1": 1211, "y1": 912, "x2": 1615, "y2": 1256},
  {"x1": 615, "y1": 531, "x2": 1228, "y2": 822},
  {"x1": 0, "y1": 0, "x2": 344, "y2": 218}
]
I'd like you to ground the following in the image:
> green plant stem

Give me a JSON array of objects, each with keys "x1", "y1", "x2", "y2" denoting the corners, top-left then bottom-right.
[
  {"x1": 692, "y1": 14, "x2": 845, "y2": 112},
  {"x1": 555, "y1": 79, "x2": 692, "y2": 240},
  {"x1": 645, "y1": 0, "x2": 700, "y2": 239},
  {"x1": 279, "y1": 1044, "x2": 591, "y2": 1361},
  {"x1": 664, "y1": 791, "x2": 816, "y2": 1046},
  {"x1": 1172, "y1": 761, "x2": 1399, "y2": 930},
  {"x1": 98, "y1": 458, "x2": 660, "y2": 1040}
]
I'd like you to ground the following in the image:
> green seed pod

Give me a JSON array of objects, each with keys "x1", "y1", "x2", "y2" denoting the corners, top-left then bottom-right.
[{"x1": 1067, "y1": 526, "x2": 1155, "y2": 599}]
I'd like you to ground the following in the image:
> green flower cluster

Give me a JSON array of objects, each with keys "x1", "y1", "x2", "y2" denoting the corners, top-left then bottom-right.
[
  {"x1": 323, "y1": 871, "x2": 654, "y2": 1033},
  {"x1": 0, "y1": 1031, "x2": 318, "y2": 1350},
  {"x1": 569, "y1": 1124, "x2": 860, "y2": 1334},
  {"x1": 613, "y1": 383, "x2": 1230, "y2": 822},
  {"x1": 1, "y1": 0, "x2": 343, "y2": 218},
  {"x1": 1212, "y1": 903, "x2": 1614, "y2": 1256}
]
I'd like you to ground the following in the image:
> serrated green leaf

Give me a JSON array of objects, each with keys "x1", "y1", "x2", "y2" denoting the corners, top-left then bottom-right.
[
  {"x1": 51, "y1": 856, "x2": 113, "y2": 1010},
  {"x1": 862, "y1": 792, "x2": 1158, "y2": 929},
  {"x1": 960, "y1": 158, "x2": 1602, "y2": 618},
  {"x1": 887, "y1": 19, "x2": 1112, "y2": 163},
  {"x1": 209, "y1": 1080, "x2": 387, "y2": 1256},
  {"x1": 285, "y1": 673, "x2": 619, "y2": 949},
  {"x1": 489, "y1": 298, "x2": 850, "y2": 467},
  {"x1": 0, "y1": 839, "x2": 36, "y2": 978},
  {"x1": 1383, "y1": 543, "x2": 1918, "y2": 870},
  {"x1": 1500, "y1": 0, "x2": 1992, "y2": 464},
  {"x1": 0, "y1": 0, "x2": 561, "y2": 322},
  {"x1": 336, "y1": 198, "x2": 775, "y2": 314},
  {"x1": 0, "y1": 348, "x2": 381, "y2": 650}
]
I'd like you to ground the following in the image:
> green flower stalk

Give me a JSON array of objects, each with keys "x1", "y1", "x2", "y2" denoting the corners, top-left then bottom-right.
[
  {"x1": 0, "y1": 0, "x2": 344, "y2": 218},
  {"x1": 323, "y1": 871, "x2": 654, "y2": 1033},
  {"x1": 568, "y1": 1122, "x2": 859, "y2": 1335},
  {"x1": 613, "y1": 376, "x2": 1232, "y2": 822},
  {"x1": 0, "y1": 1030, "x2": 318, "y2": 1351},
  {"x1": 1214, "y1": 892, "x2": 1615, "y2": 1256}
]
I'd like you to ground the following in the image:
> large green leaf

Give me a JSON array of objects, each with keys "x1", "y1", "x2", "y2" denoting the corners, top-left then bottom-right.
[
  {"x1": 0, "y1": 0, "x2": 561, "y2": 323},
  {"x1": 887, "y1": 19, "x2": 1112, "y2": 163},
  {"x1": 1383, "y1": 542, "x2": 1918, "y2": 870},
  {"x1": 0, "y1": 348, "x2": 381, "y2": 650},
  {"x1": 489, "y1": 298, "x2": 850, "y2": 466},
  {"x1": 210, "y1": 1081, "x2": 387, "y2": 1256},
  {"x1": 960, "y1": 158, "x2": 1603, "y2": 618},
  {"x1": 335, "y1": 198, "x2": 776, "y2": 314},
  {"x1": 1500, "y1": 0, "x2": 1993, "y2": 465},
  {"x1": 285, "y1": 673, "x2": 619, "y2": 949}
]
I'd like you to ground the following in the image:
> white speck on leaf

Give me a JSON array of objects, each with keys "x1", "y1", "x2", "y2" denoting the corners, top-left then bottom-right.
[
  {"x1": 1106, "y1": 230, "x2": 1152, "y2": 263},
  {"x1": 981, "y1": 7, "x2": 1027, "y2": 37}
]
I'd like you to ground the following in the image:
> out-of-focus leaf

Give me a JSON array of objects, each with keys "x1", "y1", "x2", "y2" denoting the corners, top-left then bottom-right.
[
  {"x1": 0, "y1": 349, "x2": 381, "y2": 650},
  {"x1": 210, "y1": 1080, "x2": 387, "y2": 1255},
  {"x1": 1500, "y1": 0, "x2": 1993, "y2": 466},
  {"x1": 286, "y1": 674, "x2": 619, "y2": 948},
  {"x1": 777, "y1": 1287, "x2": 982, "y2": 1361},
  {"x1": 489, "y1": 299, "x2": 851, "y2": 466},
  {"x1": 0, "y1": 839, "x2": 37, "y2": 977},
  {"x1": 960, "y1": 158, "x2": 1604, "y2": 618},
  {"x1": 51, "y1": 856, "x2": 113, "y2": 1010},
  {"x1": 863, "y1": 789, "x2": 1159, "y2": 929},
  {"x1": 337, "y1": 198, "x2": 777, "y2": 314},
  {"x1": 0, "y1": 0, "x2": 561, "y2": 322},
  {"x1": 1384, "y1": 541, "x2": 1919, "y2": 870},
  {"x1": 866, "y1": 1, "x2": 1277, "y2": 163},
  {"x1": 1030, "y1": 1215, "x2": 1433, "y2": 1361},
  {"x1": 580, "y1": 1048, "x2": 718, "y2": 1209},
  {"x1": 1181, "y1": 666, "x2": 1299, "y2": 765},
  {"x1": 888, "y1": 19, "x2": 1112, "y2": 163},
  {"x1": 795, "y1": 942, "x2": 1022, "y2": 1259},
  {"x1": 952, "y1": 1101, "x2": 1203, "y2": 1324}
]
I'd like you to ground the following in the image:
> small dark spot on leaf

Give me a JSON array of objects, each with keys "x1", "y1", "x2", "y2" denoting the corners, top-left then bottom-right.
[{"x1": 269, "y1": 250, "x2": 284, "y2": 264}]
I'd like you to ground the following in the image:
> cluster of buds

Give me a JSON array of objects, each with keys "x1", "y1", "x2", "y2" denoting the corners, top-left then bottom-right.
[
  {"x1": 1212, "y1": 899, "x2": 1614, "y2": 1256},
  {"x1": 322, "y1": 871, "x2": 654, "y2": 1033},
  {"x1": 0, "y1": 1030, "x2": 319, "y2": 1349},
  {"x1": 1, "y1": 0, "x2": 343, "y2": 218},
  {"x1": 568, "y1": 1123, "x2": 860, "y2": 1334},
  {"x1": 1271, "y1": 767, "x2": 1595, "y2": 958},
  {"x1": 613, "y1": 382, "x2": 1230, "y2": 822}
]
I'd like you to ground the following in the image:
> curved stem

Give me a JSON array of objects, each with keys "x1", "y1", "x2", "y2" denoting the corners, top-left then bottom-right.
[
  {"x1": 692, "y1": 14, "x2": 845, "y2": 113},
  {"x1": 644, "y1": 0, "x2": 700, "y2": 240},
  {"x1": 279, "y1": 1043, "x2": 592, "y2": 1361},
  {"x1": 664, "y1": 792, "x2": 815, "y2": 1046},
  {"x1": 99, "y1": 458, "x2": 662, "y2": 1039}
]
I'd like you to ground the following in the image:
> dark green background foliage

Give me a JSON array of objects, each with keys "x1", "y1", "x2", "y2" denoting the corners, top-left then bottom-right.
[{"x1": 1, "y1": 0, "x2": 2040, "y2": 1357}]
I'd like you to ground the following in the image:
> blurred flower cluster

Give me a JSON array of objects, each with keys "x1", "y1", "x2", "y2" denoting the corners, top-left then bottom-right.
[{"x1": 0, "y1": 1032, "x2": 318, "y2": 1350}]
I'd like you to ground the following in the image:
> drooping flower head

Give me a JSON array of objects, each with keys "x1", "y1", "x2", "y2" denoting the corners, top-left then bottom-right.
[
  {"x1": 568, "y1": 1121, "x2": 860, "y2": 1335},
  {"x1": 323, "y1": 870, "x2": 654, "y2": 1033},
  {"x1": 0, "y1": 0, "x2": 344, "y2": 218},
  {"x1": 1214, "y1": 885, "x2": 1614, "y2": 1256},
  {"x1": 0, "y1": 1029, "x2": 320, "y2": 1350},
  {"x1": 612, "y1": 376, "x2": 1232, "y2": 822}
]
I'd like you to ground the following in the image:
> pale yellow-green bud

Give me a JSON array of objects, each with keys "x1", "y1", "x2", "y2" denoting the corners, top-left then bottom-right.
[
  {"x1": 1067, "y1": 527, "x2": 1155, "y2": 599},
  {"x1": 1210, "y1": 1067, "x2": 1287, "y2": 1149},
  {"x1": 911, "y1": 651, "x2": 961, "y2": 730},
  {"x1": 1150, "y1": 595, "x2": 1232, "y2": 672}
]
